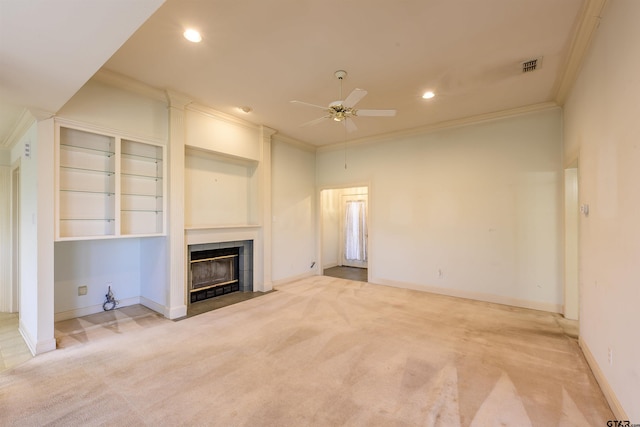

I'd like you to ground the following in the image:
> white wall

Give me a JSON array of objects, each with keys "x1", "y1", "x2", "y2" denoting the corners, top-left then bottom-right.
[
  {"x1": 317, "y1": 108, "x2": 563, "y2": 312},
  {"x1": 140, "y1": 236, "x2": 167, "y2": 309},
  {"x1": 271, "y1": 138, "x2": 316, "y2": 282},
  {"x1": 11, "y1": 121, "x2": 56, "y2": 354},
  {"x1": 11, "y1": 125, "x2": 37, "y2": 334},
  {"x1": 185, "y1": 108, "x2": 260, "y2": 161},
  {"x1": 184, "y1": 149, "x2": 257, "y2": 227},
  {"x1": 58, "y1": 79, "x2": 168, "y2": 142},
  {"x1": 321, "y1": 188, "x2": 340, "y2": 268},
  {"x1": 563, "y1": 0, "x2": 640, "y2": 420},
  {"x1": 54, "y1": 239, "x2": 142, "y2": 319},
  {"x1": 0, "y1": 161, "x2": 11, "y2": 312}
]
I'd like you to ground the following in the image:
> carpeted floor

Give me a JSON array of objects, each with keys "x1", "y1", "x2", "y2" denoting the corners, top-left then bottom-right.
[
  {"x1": 0, "y1": 313, "x2": 32, "y2": 372},
  {"x1": 0, "y1": 276, "x2": 612, "y2": 426}
]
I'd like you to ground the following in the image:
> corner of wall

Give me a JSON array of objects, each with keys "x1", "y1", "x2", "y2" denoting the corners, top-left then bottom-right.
[
  {"x1": 579, "y1": 336, "x2": 628, "y2": 420},
  {"x1": 19, "y1": 320, "x2": 55, "y2": 356}
]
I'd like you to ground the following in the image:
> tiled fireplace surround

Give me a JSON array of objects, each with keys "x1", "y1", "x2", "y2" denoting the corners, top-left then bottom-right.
[{"x1": 184, "y1": 226, "x2": 263, "y2": 306}]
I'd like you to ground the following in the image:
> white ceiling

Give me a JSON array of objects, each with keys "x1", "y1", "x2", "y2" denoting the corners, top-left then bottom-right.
[
  {"x1": 0, "y1": 0, "x2": 164, "y2": 146},
  {"x1": 2, "y1": 0, "x2": 596, "y2": 148}
]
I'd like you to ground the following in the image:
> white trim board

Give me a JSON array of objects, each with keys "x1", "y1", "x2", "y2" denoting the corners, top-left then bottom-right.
[
  {"x1": 579, "y1": 337, "x2": 627, "y2": 420},
  {"x1": 19, "y1": 320, "x2": 55, "y2": 356},
  {"x1": 372, "y1": 277, "x2": 563, "y2": 314},
  {"x1": 54, "y1": 296, "x2": 142, "y2": 322}
]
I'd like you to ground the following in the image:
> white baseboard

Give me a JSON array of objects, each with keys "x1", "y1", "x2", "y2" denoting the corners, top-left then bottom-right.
[
  {"x1": 579, "y1": 337, "x2": 628, "y2": 420},
  {"x1": 166, "y1": 304, "x2": 187, "y2": 320},
  {"x1": 139, "y1": 296, "x2": 166, "y2": 316},
  {"x1": 272, "y1": 271, "x2": 316, "y2": 287},
  {"x1": 19, "y1": 320, "x2": 55, "y2": 356},
  {"x1": 54, "y1": 296, "x2": 141, "y2": 322},
  {"x1": 258, "y1": 280, "x2": 274, "y2": 292},
  {"x1": 372, "y1": 278, "x2": 563, "y2": 313},
  {"x1": 322, "y1": 262, "x2": 338, "y2": 270}
]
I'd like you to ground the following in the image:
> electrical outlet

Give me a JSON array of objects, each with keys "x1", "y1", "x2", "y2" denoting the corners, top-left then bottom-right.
[
  {"x1": 608, "y1": 347, "x2": 613, "y2": 366},
  {"x1": 78, "y1": 285, "x2": 88, "y2": 296}
]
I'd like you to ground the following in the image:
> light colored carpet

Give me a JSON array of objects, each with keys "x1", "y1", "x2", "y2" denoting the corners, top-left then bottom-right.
[
  {"x1": 0, "y1": 276, "x2": 612, "y2": 426},
  {"x1": 0, "y1": 313, "x2": 32, "y2": 372}
]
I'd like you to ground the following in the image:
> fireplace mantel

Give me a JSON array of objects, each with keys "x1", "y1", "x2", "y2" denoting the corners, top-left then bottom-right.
[
  {"x1": 185, "y1": 225, "x2": 260, "y2": 231},
  {"x1": 185, "y1": 225, "x2": 261, "y2": 245}
]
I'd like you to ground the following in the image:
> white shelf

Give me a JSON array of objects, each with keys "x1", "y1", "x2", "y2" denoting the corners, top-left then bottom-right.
[
  {"x1": 55, "y1": 124, "x2": 166, "y2": 240},
  {"x1": 120, "y1": 139, "x2": 164, "y2": 236}
]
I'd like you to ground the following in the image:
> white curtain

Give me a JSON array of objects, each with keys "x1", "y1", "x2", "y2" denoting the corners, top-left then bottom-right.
[{"x1": 344, "y1": 200, "x2": 367, "y2": 261}]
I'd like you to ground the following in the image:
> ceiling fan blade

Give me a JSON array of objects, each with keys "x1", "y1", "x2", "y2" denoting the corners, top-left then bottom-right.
[
  {"x1": 342, "y1": 88, "x2": 368, "y2": 108},
  {"x1": 344, "y1": 118, "x2": 358, "y2": 132},
  {"x1": 300, "y1": 115, "x2": 331, "y2": 127},
  {"x1": 290, "y1": 100, "x2": 329, "y2": 110},
  {"x1": 356, "y1": 109, "x2": 397, "y2": 117}
]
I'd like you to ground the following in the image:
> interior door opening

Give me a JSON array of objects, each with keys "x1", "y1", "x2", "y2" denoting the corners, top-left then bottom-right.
[
  {"x1": 341, "y1": 195, "x2": 368, "y2": 269},
  {"x1": 321, "y1": 186, "x2": 369, "y2": 282},
  {"x1": 564, "y1": 162, "x2": 579, "y2": 320},
  {"x1": 11, "y1": 163, "x2": 20, "y2": 313}
]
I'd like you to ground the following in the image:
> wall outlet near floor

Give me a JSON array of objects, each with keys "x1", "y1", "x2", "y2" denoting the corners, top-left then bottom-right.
[
  {"x1": 608, "y1": 347, "x2": 613, "y2": 366},
  {"x1": 78, "y1": 285, "x2": 88, "y2": 296}
]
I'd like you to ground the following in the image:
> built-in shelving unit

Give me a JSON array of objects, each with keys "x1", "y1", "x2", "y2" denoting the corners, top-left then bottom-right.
[
  {"x1": 55, "y1": 122, "x2": 166, "y2": 240},
  {"x1": 120, "y1": 139, "x2": 164, "y2": 235}
]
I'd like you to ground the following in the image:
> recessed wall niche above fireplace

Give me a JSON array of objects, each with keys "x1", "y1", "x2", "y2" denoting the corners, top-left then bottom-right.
[{"x1": 188, "y1": 240, "x2": 253, "y2": 303}]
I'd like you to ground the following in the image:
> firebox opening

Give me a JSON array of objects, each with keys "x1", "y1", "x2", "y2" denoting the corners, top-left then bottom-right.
[{"x1": 190, "y1": 247, "x2": 240, "y2": 303}]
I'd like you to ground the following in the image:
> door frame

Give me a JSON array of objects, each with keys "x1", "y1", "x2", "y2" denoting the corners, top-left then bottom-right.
[
  {"x1": 317, "y1": 183, "x2": 371, "y2": 280},
  {"x1": 564, "y1": 159, "x2": 579, "y2": 320},
  {"x1": 11, "y1": 160, "x2": 21, "y2": 313}
]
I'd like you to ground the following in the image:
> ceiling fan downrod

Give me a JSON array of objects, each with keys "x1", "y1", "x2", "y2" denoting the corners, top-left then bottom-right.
[{"x1": 335, "y1": 70, "x2": 347, "y2": 101}]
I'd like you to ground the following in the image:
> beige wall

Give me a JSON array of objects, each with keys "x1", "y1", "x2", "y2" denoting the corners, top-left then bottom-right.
[
  {"x1": 563, "y1": 0, "x2": 640, "y2": 420},
  {"x1": 317, "y1": 108, "x2": 564, "y2": 312},
  {"x1": 271, "y1": 138, "x2": 316, "y2": 282}
]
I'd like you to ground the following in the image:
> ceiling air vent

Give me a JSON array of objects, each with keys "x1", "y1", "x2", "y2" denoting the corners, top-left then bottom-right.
[{"x1": 522, "y1": 57, "x2": 542, "y2": 73}]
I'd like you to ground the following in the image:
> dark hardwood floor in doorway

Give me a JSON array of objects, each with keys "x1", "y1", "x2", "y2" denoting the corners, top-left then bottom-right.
[{"x1": 323, "y1": 266, "x2": 368, "y2": 282}]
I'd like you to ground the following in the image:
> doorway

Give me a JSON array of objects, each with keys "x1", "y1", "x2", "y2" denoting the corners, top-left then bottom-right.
[
  {"x1": 564, "y1": 162, "x2": 579, "y2": 320},
  {"x1": 11, "y1": 163, "x2": 20, "y2": 313},
  {"x1": 340, "y1": 194, "x2": 368, "y2": 269},
  {"x1": 321, "y1": 186, "x2": 369, "y2": 282}
]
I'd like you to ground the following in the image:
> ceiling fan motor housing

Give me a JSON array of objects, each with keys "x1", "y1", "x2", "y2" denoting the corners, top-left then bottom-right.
[{"x1": 335, "y1": 70, "x2": 347, "y2": 80}]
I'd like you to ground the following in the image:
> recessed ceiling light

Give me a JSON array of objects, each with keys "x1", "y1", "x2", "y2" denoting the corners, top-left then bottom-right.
[
  {"x1": 183, "y1": 29, "x2": 202, "y2": 43},
  {"x1": 422, "y1": 91, "x2": 435, "y2": 99},
  {"x1": 239, "y1": 106, "x2": 252, "y2": 113}
]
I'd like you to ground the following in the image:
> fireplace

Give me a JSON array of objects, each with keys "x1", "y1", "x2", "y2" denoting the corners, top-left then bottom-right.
[{"x1": 188, "y1": 240, "x2": 253, "y2": 303}]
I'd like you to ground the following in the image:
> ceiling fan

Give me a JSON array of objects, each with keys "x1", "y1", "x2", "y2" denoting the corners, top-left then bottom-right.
[{"x1": 291, "y1": 70, "x2": 396, "y2": 132}]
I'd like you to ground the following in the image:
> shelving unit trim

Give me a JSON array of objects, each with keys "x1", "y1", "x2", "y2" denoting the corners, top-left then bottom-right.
[{"x1": 55, "y1": 122, "x2": 167, "y2": 241}]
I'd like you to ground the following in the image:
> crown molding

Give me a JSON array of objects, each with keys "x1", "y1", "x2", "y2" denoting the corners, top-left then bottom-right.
[
  {"x1": 0, "y1": 108, "x2": 36, "y2": 150},
  {"x1": 185, "y1": 102, "x2": 262, "y2": 131},
  {"x1": 165, "y1": 89, "x2": 192, "y2": 109},
  {"x1": 93, "y1": 68, "x2": 167, "y2": 103},
  {"x1": 271, "y1": 133, "x2": 317, "y2": 153},
  {"x1": 554, "y1": 0, "x2": 609, "y2": 105},
  {"x1": 317, "y1": 102, "x2": 559, "y2": 153},
  {"x1": 260, "y1": 125, "x2": 278, "y2": 140}
]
